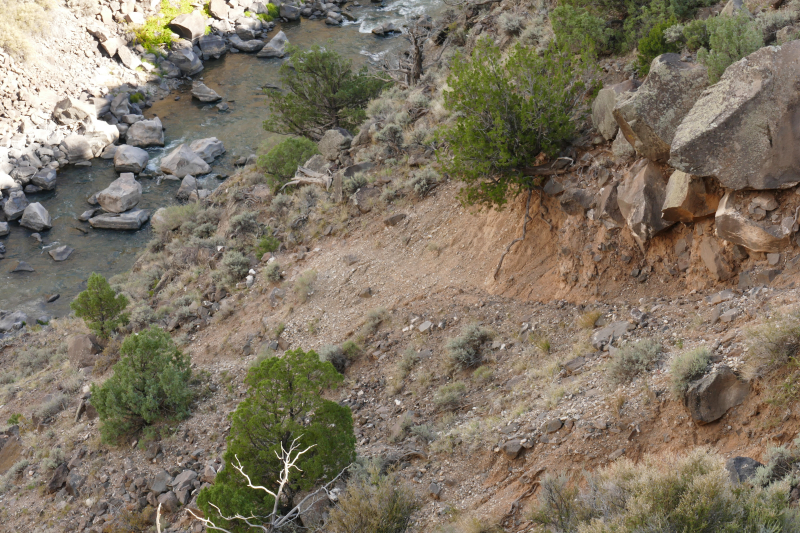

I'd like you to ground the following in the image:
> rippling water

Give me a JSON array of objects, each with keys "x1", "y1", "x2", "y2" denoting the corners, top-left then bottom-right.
[{"x1": 0, "y1": 0, "x2": 443, "y2": 319}]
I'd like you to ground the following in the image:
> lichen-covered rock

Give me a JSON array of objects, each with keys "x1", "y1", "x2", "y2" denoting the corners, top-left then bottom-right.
[
  {"x1": 592, "y1": 79, "x2": 639, "y2": 141},
  {"x1": 613, "y1": 54, "x2": 708, "y2": 162},
  {"x1": 670, "y1": 41, "x2": 800, "y2": 190}
]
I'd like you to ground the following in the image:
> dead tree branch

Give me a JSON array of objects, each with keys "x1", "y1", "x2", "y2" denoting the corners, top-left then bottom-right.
[
  {"x1": 493, "y1": 188, "x2": 533, "y2": 280},
  {"x1": 280, "y1": 166, "x2": 332, "y2": 191}
]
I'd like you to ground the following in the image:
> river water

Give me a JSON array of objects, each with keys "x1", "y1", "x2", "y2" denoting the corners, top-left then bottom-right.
[{"x1": 0, "y1": 0, "x2": 442, "y2": 319}]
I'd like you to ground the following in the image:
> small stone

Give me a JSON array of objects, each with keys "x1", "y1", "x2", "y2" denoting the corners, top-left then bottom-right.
[
  {"x1": 545, "y1": 419, "x2": 563, "y2": 433},
  {"x1": 10, "y1": 260, "x2": 34, "y2": 273},
  {"x1": 418, "y1": 320, "x2": 433, "y2": 333},
  {"x1": 358, "y1": 287, "x2": 372, "y2": 298},
  {"x1": 49, "y1": 245, "x2": 74, "y2": 262},
  {"x1": 767, "y1": 253, "x2": 781, "y2": 266}
]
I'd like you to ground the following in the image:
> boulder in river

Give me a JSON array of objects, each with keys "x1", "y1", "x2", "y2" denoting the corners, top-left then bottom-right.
[
  {"x1": 0, "y1": 222, "x2": 8, "y2": 236},
  {"x1": 176, "y1": 175, "x2": 198, "y2": 200},
  {"x1": 31, "y1": 169, "x2": 56, "y2": 191},
  {"x1": 97, "y1": 173, "x2": 142, "y2": 213},
  {"x1": 160, "y1": 61, "x2": 182, "y2": 79},
  {"x1": 161, "y1": 144, "x2": 211, "y2": 178},
  {"x1": 199, "y1": 34, "x2": 228, "y2": 59},
  {"x1": 89, "y1": 208, "x2": 151, "y2": 230},
  {"x1": 670, "y1": 41, "x2": 800, "y2": 190},
  {"x1": 170, "y1": 12, "x2": 207, "y2": 43},
  {"x1": 190, "y1": 137, "x2": 225, "y2": 163},
  {"x1": 19, "y1": 203, "x2": 52, "y2": 231},
  {"x1": 61, "y1": 134, "x2": 94, "y2": 162},
  {"x1": 280, "y1": 4, "x2": 301, "y2": 20},
  {"x1": 230, "y1": 34, "x2": 265, "y2": 53},
  {"x1": 168, "y1": 48, "x2": 204, "y2": 76},
  {"x1": 191, "y1": 82, "x2": 222, "y2": 103},
  {"x1": 126, "y1": 117, "x2": 164, "y2": 148},
  {"x1": 257, "y1": 31, "x2": 288, "y2": 58},
  {"x1": 0, "y1": 172, "x2": 15, "y2": 190},
  {"x1": 372, "y1": 22, "x2": 401, "y2": 35},
  {"x1": 4, "y1": 190, "x2": 29, "y2": 220},
  {"x1": 113, "y1": 145, "x2": 149, "y2": 173},
  {"x1": 48, "y1": 245, "x2": 74, "y2": 262},
  {"x1": 10, "y1": 261, "x2": 34, "y2": 273},
  {"x1": 236, "y1": 17, "x2": 262, "y2": 41},
  {"x1": 0, "y1": 310, "x2": 28, "y2": 331}
]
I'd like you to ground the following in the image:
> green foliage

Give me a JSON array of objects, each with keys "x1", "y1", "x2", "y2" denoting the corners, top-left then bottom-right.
[
  {"x1": 446, "y1": 325, "x2": 494, "y2": 371},
  {"x1": 670, "y1": 346, "x2": 710, "y2": 399},
  {"x1": 434, "y1": 381, "x2": 467, "y2": 410},
  {"x1": 327, "y1": 465, "x2": 419, "y2": 533},
  {"x1": 683, "y1": 18, "x2": 709, "y2": 50},
  {"x1": 230, "y1": 211, "x2": 259, "y2": 234},
  {"x1": 0, "y1": 0, "x2": 55, "y2": 60},
  {"x1": 129, "y1": 92, "x2": 144, "y2": 104},
  {"x1": 258, "y1": 137, "x2": 319, "y2": 192},
  {"x1": 670, "y1": 0, "x2": 715, "y2": 20},
  {"x1": 698, "y1": 13, "x2": 764, "y2": 83},
  {"x1": 551, "y1": 5, "x2": 613, "y2": 54},
  {"x1": 606, "y1": 339, "x2": 662, "y2": 386},
  {"x1": 264, "y1": 45, "x2": 390, "y2": 141},
  {"x1": 71, "y1": 273, "x2": 130, "y2": 340},
  {"x1": 197, "y1": 348, "x2": 355, "y2": 531},
  {"x1": 636, "y1": 17, "x2": 679, "y2": 75},
  {"x1": 256, "y1": 4, "x2": 279, "y2": 20},
  {"x1": 341, "y1": 340, "x2": 362, "y2": 360},
  {"x1": 90, "y1": 326, "x2": 192, "y2": 444},
  {"x1": 134, "y1": 0, "x2": 194, "y2": 53},
  {"x1": 222, "y1": 251, "x2": 251, "y2": 280},
  {"x1": 6, "y1": 414, "x2": 22, "y2": 426},
  {"x1": 529, "y1": 448, "x2": 800, "y2": 532},
  {"x1": 438, "y1": 39, "x2": 587, "y2": 208},
  {"x1": 254, "y1": 233, "x2": 280, "y2": 257}
]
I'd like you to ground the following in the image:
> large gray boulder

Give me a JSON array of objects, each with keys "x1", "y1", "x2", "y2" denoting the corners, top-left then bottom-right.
[
  {"x1": 257, "y1": 31, "x2": 288, "y2": 58},
  {"x1": 117, "y1": 46, "x2": 141, "y2": 70},
  {"x1": 31, "y1": 169, "x2": 56, "y2": 191},
  {"x1": 208, "y1": 0, "x2": 229, "y2": 18},
  {"x1": 89, "y1": 208, "x2": 150, "y2": 230},
  {"x1": 229, "y1": 34, "x2": 265, "y2": 52},
  {"x1": 53, "y1": 97, "x2": 96, "y2": 126},
  {"x1": 85, "y1": 121, "x2": 120, "y2": 158},
  {"x1": 191, "y1": 81, "x2": 222, "y2": 103},
  {"x1": 113, "y1": 145, "x2": 149, "y2": 173},
  {"x1": 199, "y1": 34, "x2": 228, "y2": 58},
  {"x1": 126, "y1": 117, "x2": 164, "y2": 148},
  {"x1": 97, "y1": 173, "x2": 142, "y2": 213},
  {"x1": 0, "y1": 311, "x2": 28, "y2": 332},
  {"x1": 715, "y1": 191, "x2": 792, "y2": 252},
  {"x1": 613, "y1": 54, "x2": 708, "y2": 162},
  {"x1": 592, "y1": 79, "x2": 639, "y2": 141},
  {"x1": 170, "y1": 12, "x2": 207, "y2": 42},
  {"x1": 617, "y1": 159, "x2": 675, "y2": 250},
  {"x1": 110, "y1": 94, "x2": 130, "y2": 118},
  {"x1": 19, "y1": 203, "x2": 52, "y2": 231},
  {"x1": 61, "y1": 134, "x2": 94, "y2": 162},
  {"x1": 160, "y1": 144, "x2": 211, "y2": 178},
  {"x1": 189, "y1": 137, "x2": 225, "y2": 163},
  {"x1": 67, "y1": 334, "x2": 101, "y2": 368},
  {"x1": 168, "y1": 48, "x2": 204, "y2": 76},
  {"x1": 685, "y1": 366, "x2": 749, "y2": 424},
  {"x1": 671, "y1": 41, "x2": 800, "y2": 189},
  {"x1": 318, "y1": 128, "x2": 352, "y2": 160},
  {"x1": 4, "y1": 190, "x2": 29, "y2": 220},
  {"x1": 591, "y1": 320, "x2": 635, "y2": 350},
  {"x1": 725, "y1": 457, "x2": 763, "y2": 484},
  {"x1": 661, "y1": 171, "x2": 719, "y2": 223},
  {"x1": 236, "y1": 17, "x2": 262, "y2": 40},
  {"x1": 280, "y1": 4, "x2": 301, "y2": 20}
]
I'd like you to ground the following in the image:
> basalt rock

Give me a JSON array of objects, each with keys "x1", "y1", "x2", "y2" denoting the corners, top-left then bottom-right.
[
  {"x1": 168, "y1": 48, "x2": 204, "y2": 76},
  {"x1": 661, "y1": 171, "x2": 719, "y2": 223},
  {"x1": 89, "y1": 208, "x2": 151, "y2": 230},
  {"x1": 715, "y1": 191, "x2": 792, "y2": 252},
  {"x1": 19, "y1": 203, "x2": 52, "y2": 231},
  {"x1": 613, "y1": 54, "x2": 708, "y2": 162},
  {"x1": 97, "y1": 173, "x2": 142, "y2": 213},
  {"x1": 126, "y1": 117, "x2": 164, "y2": 148},
  {"x1": 617, "y1": 159, "x2": 675, "y2": 250},
  {"x1": 685, "y1": 366, "x2": 749, "y2": 424},
  {"x1": 592, "y1": 79, "x2": 639, "y2": 141},
  {"x1": 257, "y1": 31, "x2": 288, "y2": 58},
  {"x1": 170, "y1": 12, "x2": 207, "y2": 43},
  {"x1": 670, "y1": 41, "x2": 800, "y2": 189},
  {"x1": 189, "y1": 137, "x2": 226, "y2": 163},
  {"x1": 191, "y1": 81, "x2": 222, "y2": 103},
  {"x1": 113, "y1": 145, "x2": 149, "y2": 174},
  {"x1": 161, "y1": 144, "x2": 211, "y2": 178}
]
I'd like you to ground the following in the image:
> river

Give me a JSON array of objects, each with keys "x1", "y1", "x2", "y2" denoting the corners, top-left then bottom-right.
[{"x1": 0, "y1": 0, "x2": 442, "y2": 320}]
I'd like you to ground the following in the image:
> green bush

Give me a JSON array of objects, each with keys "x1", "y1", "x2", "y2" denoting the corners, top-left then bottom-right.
[
  {"x1": 405, "y1": 168, "x2": 440, "y2": 198},
  {"x1": 698, "y1": 13, "x2": 764, "y2": 83},
  {"x1": 683, "y1": 18, "x2": 709, "y2": 50},
  {"x1": 258, "y1": 137, "x2": 319, "y2": 192},
  {"x1": 606, "y1": 339, "x2": 662, "y2": 386},
  {"x1": 264, "y1": 45, "x2": 390, "y2": 141},
  {"x1": 636, "y1": 17, "x2": 679, "y2": 75},
  {"x1": 670, "y1": 346, "x2": 710, "y2": 399},
  {"x1": 0, "y1": 0, "x2": 55, "y2": 60},
  {"x1": 529, "y1": 448, "x2": 800, "y2": 531},
  {"x1": 264, "y1": 262, "x2": 282, "y2": 282},
  {"x1": 447, "y1": 325, "x2": 494, "y2": 371},
  {"x1": 71, "y1": 273, "x2": 129, "y2": 340},
  {"x1": 222, "y1": 251, "x2": 251, "y2": 280},
  {"x1": 341, "y1": 340, "x2": 362, "y2": 360},
  {"x1": 438, "y1": 38, "x2": 587, "y2": 208},
  {"x1": 343, "y1": 174, "x2": 368, "y2": 196},
  {"x1": 90, "y1": 326, "x2": 192, "y2": 444},
  {"x1": 744, "y1": 310, "x2": 800, "y2": 380},
  {"x1": 254, "y1": 233, "x2": 280, "y2": 257},
  {"x1": 434, "y1": 381, "x2": 467, "y2": 410},
  {"x1": 197, "y1": 348, "x2": 354, "y2": 531},
  {"x1": 670, "y1": 0, "x2": 715, "y2": 20},
  {"x1": 230, "y1": 211, "x2": 259, "y2": 235},
  {"x1": 327, "y1": 465, "x2": 419, "y2": 533},
  {"x1": 319, "y1": 344, "x2": 348, "y2": 373},
  {"x1": 551, "y1": 5, "x2": 613, "y2": 54},
  {"x1": 134, "y1": 0, "x2": 194, "y2": 53}
]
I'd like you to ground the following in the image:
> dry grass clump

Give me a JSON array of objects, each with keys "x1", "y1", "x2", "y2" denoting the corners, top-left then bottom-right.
[
  {"x1": 446, "y1": 325, "x2": 494, "y2": 371},
  {"x1": 577, "y1": 310, "x2": 602, "y2": 330},
  {"x1": 669, "y1": 346, "x2": 711, "y2": 400},
  {"x1": 530, "y1": 448, "x2": 800, "y2": 532},
  {"x1": 606, "y1": 339, "x2": 662, "y2": 387},
  {"x1": 744, "y1": 310, "x2": 800, "y2": 380},
  {"x1": 360, "y1": 307, "x2": 389, "y2": 338},
  {"x1": 434, "y1": 381, "x2": 467, "y2": 410},
  {"x1": 0, "y1": 0, "x2": 55, "y2": 60},
  {"x1": 294, "y1": 269, "x2": 318, "y2": 303}
]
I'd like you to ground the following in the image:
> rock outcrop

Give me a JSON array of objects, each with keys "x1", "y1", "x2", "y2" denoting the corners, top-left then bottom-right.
[
  {"x1": 617, "y1": 160, "x2": 675, "y2": 250},
  {"x1": 670, "y1": 41, "x2": 800, "y2": 189},
  {"x1": 661, "y1": 171, "x2": 719, "y2": 223},
  {"x1": 592, "y1": 79, "x2": 639, "y2": 141},
  {"x1": 613, "y1": 54, "x2": 708, "y2": 162}
]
